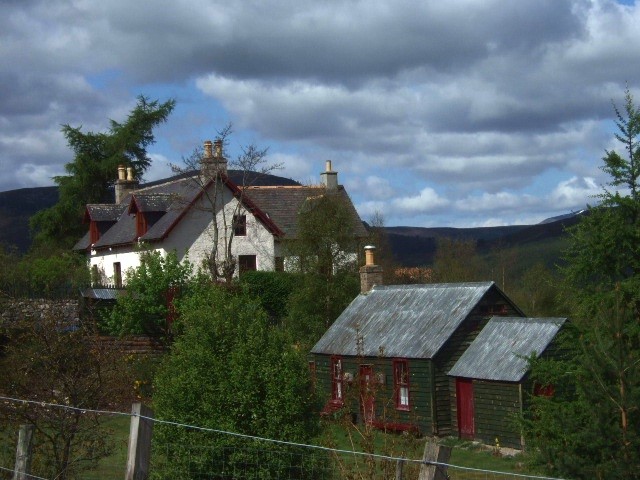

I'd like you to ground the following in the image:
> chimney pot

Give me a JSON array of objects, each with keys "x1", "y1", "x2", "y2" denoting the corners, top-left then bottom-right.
[
  {"x1": 214, "y1": 139, "x2": 223, "y2": 157},
  {"x1": 360, "y1": 245, "x2": 383, "y2": 293},
  {"x1": 321, "y1": 160, "x2": 338, "y2": 190},
  {"x1": 118, "y1": 165, "x2": 126, "y2": 181},
  {"x1": 325, "y1": 160, "x2": 332, "y2": 172},
  {"x1": 364, "y1": 245, "x2": 376, "y2": 266},
  {"x1": 204, "y1": 140, "x2": 213, "y2": 158},
  {"x1": 126, "y1": 167, "x2": 134, "y2": 181}
]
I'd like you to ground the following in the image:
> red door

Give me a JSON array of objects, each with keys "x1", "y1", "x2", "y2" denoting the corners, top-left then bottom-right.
[
  {"x1": 456, "y1": 378, "x2": 475, "y2": 439},
  {"x1": 359, "y1": 365, "x2": 375, "y2": 424}
]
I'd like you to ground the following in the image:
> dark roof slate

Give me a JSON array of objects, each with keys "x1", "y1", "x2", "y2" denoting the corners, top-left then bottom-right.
[
  {"x1": 244, "y1": 186, "x2": 368, "y2": 238},
  {"x1": 311, "y1": 282, "x2": 502, "y2": 359},
  {"x1": 80, "y1": 169, "x2": 364, "y2": 250},
  {"x1": 130, "y1": 193, "x2": 176, "y2": 213},
  {"x1": 448, "y1": 317, "x2": 567, "y2": 382},
  {"x1": 86, "y1": 204, "x2": 125, "y2": 222}
]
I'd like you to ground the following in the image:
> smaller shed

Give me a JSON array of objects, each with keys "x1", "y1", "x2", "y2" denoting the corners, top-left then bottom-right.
[{"x1": 448, "y1": 317, "x2": 566, "y2": 449}]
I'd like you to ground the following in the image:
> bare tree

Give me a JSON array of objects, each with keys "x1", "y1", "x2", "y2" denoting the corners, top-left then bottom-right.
[{"x1": 174, "y1": 124, "x2": 281, "y2": 282}]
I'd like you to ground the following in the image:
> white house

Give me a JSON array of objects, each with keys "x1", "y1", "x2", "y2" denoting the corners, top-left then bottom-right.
[{"x1": 74, "y1": 140, "x2": 367, "y2": 286}]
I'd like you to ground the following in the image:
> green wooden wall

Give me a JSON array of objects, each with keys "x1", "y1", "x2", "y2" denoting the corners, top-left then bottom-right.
[{"x1": 308, "y1": 354, "x2": 436, "y2": 434}]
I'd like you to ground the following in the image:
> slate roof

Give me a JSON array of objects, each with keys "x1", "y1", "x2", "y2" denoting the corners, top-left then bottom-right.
[
  {"x1": 448, "y1": 317, "x2": 567, "y2": 382},
  {"x1": 129, "y1": 193, "x2": 176, "y2": 213},
  {"x1": 85, "y1": 204, "x2": 125, "y2": 222},
  {"x1": 244, "y1": 185, "x2": 369, "y2": 238},
  {"x1": 75, "y1": 168, "x2": 365, "y2": 251},
  {"x1": 311, "y1": 282, "x2": 518, "y2": 359}
]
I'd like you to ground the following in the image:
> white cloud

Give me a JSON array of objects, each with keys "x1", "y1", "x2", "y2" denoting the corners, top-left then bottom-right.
[{"x1": 549, "y1": 176, "x2": 600, "y2": 209}]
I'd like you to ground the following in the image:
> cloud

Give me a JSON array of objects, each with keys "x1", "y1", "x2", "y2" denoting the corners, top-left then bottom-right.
[{"x1": 549, "y1": 176, "x2": 601, "y2": 208}]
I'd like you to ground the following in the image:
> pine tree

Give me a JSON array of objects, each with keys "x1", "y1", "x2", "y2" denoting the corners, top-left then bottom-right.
[
  {"x1": 525, "y1": 89, "x2": 640, "y2": 479},
  {"x1": 30, "y1": 95, "x2": 175, "y2": 248}
]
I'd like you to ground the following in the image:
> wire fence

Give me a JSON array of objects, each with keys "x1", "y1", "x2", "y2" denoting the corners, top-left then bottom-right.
[{"x1": 0, "y1": 396, "x2": 567, "y2": 480}]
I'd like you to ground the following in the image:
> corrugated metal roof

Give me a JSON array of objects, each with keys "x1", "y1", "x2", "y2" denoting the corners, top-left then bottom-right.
[
  {"x1": 311, "y1": 282, "x2": 496, "y2": 359},
  {"x1": 81, "y1": 288, "x2": 124, "y2": 300},
  {"x1": 448, "y1": 317, "x2": 567, "y2": 382}
]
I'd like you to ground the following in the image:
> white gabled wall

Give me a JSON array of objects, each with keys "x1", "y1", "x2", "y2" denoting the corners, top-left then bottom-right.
[{"x1": 88, "y1": 179, "x2": 277, "y2": 285}]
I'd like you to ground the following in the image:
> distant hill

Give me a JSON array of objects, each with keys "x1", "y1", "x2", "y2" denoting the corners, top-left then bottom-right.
[
  {"x1": 0, "y1": 186, "x2": 59, "y2": 253},
  {"x1": 0, "y1": 184, "x2": 583, "y2": 265},
  {"x1": 385, "y1": 213, "x2": 583, "y2": 268}
]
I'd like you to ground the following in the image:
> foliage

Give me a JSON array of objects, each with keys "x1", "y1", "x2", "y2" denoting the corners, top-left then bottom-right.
[
  {"x1": 237, "y1": 270, "x2": 298, "y2": 323},
  {"x1": 284, "y1": 192, "x2": 362, "y2": 346},
  {"x1": 431, "y1": 238, "x2": 485, "y2": 283},
  {"x1": 30, "y1": 96, "x2": 175, "y2": 248},
  {"x1": 151, "y1": 285, "x2": 321, "y2": 479},
  {"x1": 0, "y1": 246, "x2": 88, "y2": 299},
  {"x1": 103, "y1": 250, "x2": 194, "y2": 337},
  {"x1": 524, "y1": 89, "x2": 640, "y2": 478},
  {"x1": 0, "y1": 315, "x2": 134, "y2": 479}
]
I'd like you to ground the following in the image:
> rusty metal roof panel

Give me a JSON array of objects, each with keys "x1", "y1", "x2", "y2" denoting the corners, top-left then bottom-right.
[
  {"x1": 448, "y1": 317, "x2": 567, "y2": 382},
  {"x1": 311, "y1": 282, "x2": 496, "y2": 358}
]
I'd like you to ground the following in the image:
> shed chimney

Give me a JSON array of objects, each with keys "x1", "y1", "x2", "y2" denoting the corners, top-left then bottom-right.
[
  {"x1": 115, "y1": 165, "x2": 138, "y2": 204},
  {"x1": 360, "y1": 245, "x2": 383, "y2": 294},
  {"x1": 201, "y1": 138, "x2": 227, "y2": 178},
  {"x1": 320, "y1": 160, "x2": 338, "y2": 190}
]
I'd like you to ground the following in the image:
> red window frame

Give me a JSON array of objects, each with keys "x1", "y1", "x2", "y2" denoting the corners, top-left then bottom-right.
[
  {"x1": 331, "y1": 356, "x2": 344, "y2": 404},
  {"x1": 89, "y1": 221, "x2": 100, "y2": 244},
  {"x1": 534, "y1": 382, "x2": 555, "y2": 397},
  {"x1": 393, "y1": 359, "x2": 410, "y2": 411},
  {"x1": 136, "y1": 212, "x2": 147, "y2": 238}
]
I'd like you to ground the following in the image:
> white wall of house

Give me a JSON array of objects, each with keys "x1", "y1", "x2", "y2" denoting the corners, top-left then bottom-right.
[{"x1": 88, "y1": 181, "x2": 279, "y2": 285}]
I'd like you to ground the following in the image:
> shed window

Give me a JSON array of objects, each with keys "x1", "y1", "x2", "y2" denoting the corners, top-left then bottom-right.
[
  {"x1": 234, "y1": 214, "x2": 247, "y2": 236},
  {"x1": 331, "y1": 356, "x2": 344, "y2": 404},
  {"x1": 393, "y1": 359, "x2": 410, "y2": 410}
]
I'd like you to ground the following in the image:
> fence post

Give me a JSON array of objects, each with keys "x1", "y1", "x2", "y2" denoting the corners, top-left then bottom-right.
[
  {"x1": 13, "y1": 424, "x2": 34, "y2": 480},
  {"x1": 395, "y1": 458, "x2": 405, "y2": 480},
  {"x1": 125, "y1": 402, "x2": 154, "y2": 480},
  {"x1": 418, "y1": 439, "x2": 451, "y2": 480}
]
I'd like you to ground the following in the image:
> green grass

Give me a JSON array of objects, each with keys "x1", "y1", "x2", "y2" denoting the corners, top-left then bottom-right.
[
  {"x1": 81, "y1": 416, "x2": 131, "y2": 480},
  {"x1": 320, "y1": 422, "x2": 542, "y2": 478}
]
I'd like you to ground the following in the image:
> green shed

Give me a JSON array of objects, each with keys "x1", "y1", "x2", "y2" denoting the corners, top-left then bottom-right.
[
  {"x1": 309, "y1": 282, "x2": 524, "y2": 435},
  {"x1": 448, "y1": 317, "x2": 567, "y2": 449}
]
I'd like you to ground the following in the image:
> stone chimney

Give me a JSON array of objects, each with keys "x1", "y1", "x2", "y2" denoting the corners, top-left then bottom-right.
[
  {"x1": 115, "y1": 165, "x2": 139, "y2": 204},
  {"x1": 360, "y1": 245, "x2": 383, "y2": 294},
  {"x1": 320, "y1": 160, "x2": 338, "y2": 190},
  {"x1": 201, "y1": 138, "x2": 227, "y2": 178}
]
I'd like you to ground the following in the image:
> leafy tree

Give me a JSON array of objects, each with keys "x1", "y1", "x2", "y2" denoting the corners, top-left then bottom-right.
[
  {"x1": 524, "y1": 89, "x2": 640, "y2": 478},
  {"x1": 31, "y1": 96, "x2": 175, "y2": 248},
  {"x1": 431, "y1": 238, "x2": 485, "y2": 283},
  {"x1": 285, "y1": 193, "x2": 362, "y2": 346},
  {"x1": 237, "y1": 270, "x2": 298, "y2": 324},
  {"x1": 103, "y1": 250, "x2": 194, "y2": 337},
  {"x1": 152, "y1": 285, "x2": 320, "y2": 479},
  {"x1": 0, "y1": 314, "x2": 134, "y2": 480}
]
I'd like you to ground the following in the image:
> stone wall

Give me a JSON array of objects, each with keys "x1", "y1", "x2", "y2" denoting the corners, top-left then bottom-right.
[{"x1": 0, "y1": 297, "x2": 80, "y2": 326}]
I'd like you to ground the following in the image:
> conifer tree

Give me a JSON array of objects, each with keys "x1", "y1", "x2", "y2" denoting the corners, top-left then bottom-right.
[
  {"x1": 525, "y1": 89, "x2": 640, "y2": 479},
  {"x1": 31, "y1": 96, "x2": 174, "y2": 248}
]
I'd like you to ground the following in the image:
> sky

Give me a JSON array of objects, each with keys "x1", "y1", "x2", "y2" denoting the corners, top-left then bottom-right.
[{"x1": 1, "y1": 0, "x2": 640, "y2": 228}]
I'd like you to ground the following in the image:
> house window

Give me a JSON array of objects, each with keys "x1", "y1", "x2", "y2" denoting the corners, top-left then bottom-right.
[
  {"x1": 234, "y1": 214, "x2": 247, "y2": 236},
  {"x1": 238, "y1": 255, "x2": 257, "y2": 274},
  {"x1": 113, "y1": 262, "x2": 122, "y2": 288},
  {"x1": 274, "y1": 256, "x2": 284, "y2": 272},
  {"x1": 331, "y1": 356, "x2": 344, "y2": 404},
  {"x1": 393, "y1": 359, "x2": 410, "y2": 410}
]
